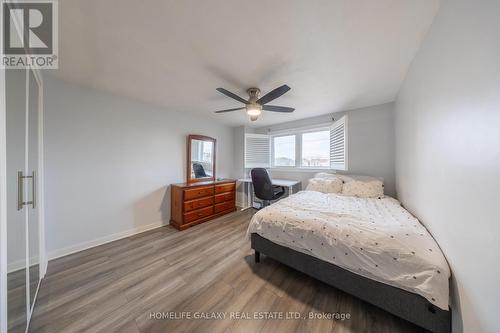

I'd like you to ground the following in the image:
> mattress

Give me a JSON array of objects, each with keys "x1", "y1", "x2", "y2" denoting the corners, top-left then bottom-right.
[{"x1": 247, "y1": 191, "x2": 450, "y2": 310}]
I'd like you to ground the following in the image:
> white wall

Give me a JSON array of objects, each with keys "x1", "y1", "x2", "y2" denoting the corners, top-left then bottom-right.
[
  {"x1": 395, "y1": 1, "x2": 500, "y2": 332},
  {"x1": 44, "y1": 77, "x2": 234, "y2": 258},
  {"x1": 250, "y1": 103, "x2": 396, "y2": 197},
  {"x1": 233, "y1": 125, "x2": 249, "y2": 205}
]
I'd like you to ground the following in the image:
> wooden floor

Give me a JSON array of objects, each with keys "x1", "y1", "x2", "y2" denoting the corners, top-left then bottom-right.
[{"x1": 29, "y1": 209, "x2": 425, "y2": 333}]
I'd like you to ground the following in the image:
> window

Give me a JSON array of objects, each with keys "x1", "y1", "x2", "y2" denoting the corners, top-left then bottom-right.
[
  {"x1": 301, "y1": 130, "x2": 330, "y2": 167},
  {"x1": 245, "y1": 116, "x2": 348, "y2": 171},
  {"x1": 244, "y1": 133, "x2": 270, "y2": 168},
  {"x1": 273, "y1": 135, "x2": 295, "y2": 166},
  {"x1": 201, "y1": 141, "x2": 213, "y2": 162},
  {"x1": 330, "y1": 116, "x2": 348, "y2": 170}
]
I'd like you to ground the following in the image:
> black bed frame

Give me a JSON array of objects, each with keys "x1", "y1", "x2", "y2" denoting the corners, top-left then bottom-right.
[{"x1": 251, "y1": 233, "x2": 451, "y2": 333}]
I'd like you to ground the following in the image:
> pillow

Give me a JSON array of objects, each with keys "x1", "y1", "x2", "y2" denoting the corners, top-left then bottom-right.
[
  {"x1": 341, "y1": 179, "x2": 384, "y2": 198},
  {"x1": 313, "y1": 172, "x2": 354, "y2": 183},
  {"x1": 306, "y1": 177, "x2": 343, "y2": 194},
  {"x1": 334, "y1": 174, "x2": 356, "y2": 184},
  {"x1": 313, "y1": 172, "x2": 337, "y2": 179}
]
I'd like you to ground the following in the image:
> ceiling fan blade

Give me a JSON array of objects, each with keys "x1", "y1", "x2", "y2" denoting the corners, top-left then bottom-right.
[
  {"x1": 214, "y1": 107, "x2": 246, "y2": 113},
  {"x1": 256, "y1": 85, "x2": 291, "y2": 105},
  {"x1": 262, "y1": 105, "x2": 295, "y2": 113},
  {"x1": 216, "y1": 88, "x2": 249, "y2": 104}
]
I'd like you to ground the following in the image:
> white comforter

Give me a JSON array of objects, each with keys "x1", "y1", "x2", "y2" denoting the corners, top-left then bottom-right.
[{"x1": 247, "y1": 191, "x2": 450, "y2": 310}]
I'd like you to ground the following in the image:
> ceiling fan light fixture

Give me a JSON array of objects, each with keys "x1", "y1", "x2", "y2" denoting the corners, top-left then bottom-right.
[
  {"x1": 214, "y1": 85, "x2": 293, "y2": 121},
  {"x1": 246, "y1": 104, "x2": 262, "y2": 117}
]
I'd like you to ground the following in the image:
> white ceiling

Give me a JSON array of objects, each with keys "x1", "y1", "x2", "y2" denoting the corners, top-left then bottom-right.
[{"x1": 50, "y1": 0, "x2": 439, "y2": 127}]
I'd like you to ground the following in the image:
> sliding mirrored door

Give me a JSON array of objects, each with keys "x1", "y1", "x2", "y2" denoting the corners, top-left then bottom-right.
[{"x1": 6, "y1": 69, "x2": 28, "y2": 333}]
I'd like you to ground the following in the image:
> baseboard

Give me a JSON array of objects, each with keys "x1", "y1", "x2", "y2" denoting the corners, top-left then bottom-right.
[
  {"x1": 7, "y1": 257, "x2": 40, "y2": 273},
  {"x1": 47, "y1": 221, "x2": 169, "y2": 261},
  {"x1": 7, "y1": 259, "x2": 25, "y2": 274}
]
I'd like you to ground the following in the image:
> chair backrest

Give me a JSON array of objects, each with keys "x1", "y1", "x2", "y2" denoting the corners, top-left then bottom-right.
[
  {"x1": 251, "y1": 168, "x2": 274, "y2": 200},
  {"x1": 192, "y1": 163, "x2": 207, "y2": 178}
]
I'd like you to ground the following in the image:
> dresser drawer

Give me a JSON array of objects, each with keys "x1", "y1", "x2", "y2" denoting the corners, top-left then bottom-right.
[
  {"x1": 214, "y1": 200, "x2": 235, "y2": 214},
  {"x1": 184, "y1": 196, "x2": 214, "y2": 212},
  {"x1": 184, "y1": 186, "x2": 214, "y2": 201},
  {"x1": 184, "y1": 206, "x2": 213, "y2": 223},
  {"x1": 170, "y1": 180, "x2": 237, "y2": 230},
  {"x1": 214, "y1": 183, "x2": 235, "y2": 194},
  {"x1": 214, "y1": 192, "x2": 235, "y2": 204}
]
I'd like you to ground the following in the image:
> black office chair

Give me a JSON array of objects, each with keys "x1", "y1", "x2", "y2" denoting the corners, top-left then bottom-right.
[
  {"x1": 192, "y1": 163, "x2": 207, "y2": 178},
  {"x1": 250, "y1": 168, "x2": 285, "y2": 208}
]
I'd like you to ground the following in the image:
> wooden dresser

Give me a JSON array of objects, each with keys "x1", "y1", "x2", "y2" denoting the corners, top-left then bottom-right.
[{"x1": 170, "y1": 179, "x2": 237, "y2": 230}]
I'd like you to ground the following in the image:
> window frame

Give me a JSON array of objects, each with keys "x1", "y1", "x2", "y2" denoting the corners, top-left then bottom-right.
[
  {"x1": 271, "y1": 134, "x2": 297, "y2": 168},
  {"x1": 270, "y1": 124, "x2": 337, "y2": 171},
  {"x1": 300, "y1": 128, "x2": 331, "y2": 169}
]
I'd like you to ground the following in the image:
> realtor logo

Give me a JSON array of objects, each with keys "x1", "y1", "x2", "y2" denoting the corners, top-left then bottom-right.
[{"x1": 2, "y1": 0, "x2": 58, "y2": 68}]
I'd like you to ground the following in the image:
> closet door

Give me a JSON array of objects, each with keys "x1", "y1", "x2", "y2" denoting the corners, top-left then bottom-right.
[
  {"x1": 6, "y1": 69, "x2": 27, "y2": 333},
  {"x1": 27, "y1": 69, "x2": 41, "y2": 308}
]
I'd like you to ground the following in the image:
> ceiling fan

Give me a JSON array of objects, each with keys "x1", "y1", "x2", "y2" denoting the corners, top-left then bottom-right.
[{"x1": 214, "y1": 84, "x2": 294, "y2": 121}]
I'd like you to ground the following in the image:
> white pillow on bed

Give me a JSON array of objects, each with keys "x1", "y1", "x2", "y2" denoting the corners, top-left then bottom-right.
[
  {"x1": 314, "y1": 172, "x2": 357, "y2": 184},
  {"x1": 341, "y1": 179, "x2": 384, "y2": 198},
  {"x1": 313, "y1": 172, "x2": 347, "y2": 180},
  {"x1": 313, "y1": 172, "x2": 337, "y2": 179},
  {"x1": 306, "y1": 177, "x2": 343, "y2": 193}
]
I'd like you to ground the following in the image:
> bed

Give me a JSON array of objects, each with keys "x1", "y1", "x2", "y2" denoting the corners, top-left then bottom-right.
[{"x1": 247, "y1": 190, "x2": 451, "y2": 333}]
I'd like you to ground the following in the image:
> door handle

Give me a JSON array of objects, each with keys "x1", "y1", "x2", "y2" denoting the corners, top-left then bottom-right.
[
  {"x1": 17, "y1": 171, "x2": 23, "y2": 210},
  {"x1": 17, "y1": 170, "x2": 36, "y2": 210},
  {"x1": 31, "y1": 171, "x2": 36, "y2": 209}
]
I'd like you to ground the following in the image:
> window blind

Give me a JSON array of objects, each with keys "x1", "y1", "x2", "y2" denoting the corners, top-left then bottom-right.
[
  {"x1": 330, "y1": 116, "x2": 348, "y2": 170},
  {"x1": 244, "y1": 133, "x2": 271, "y2": 168}
]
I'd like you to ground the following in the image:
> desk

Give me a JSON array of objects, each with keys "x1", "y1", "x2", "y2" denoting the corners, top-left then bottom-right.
[{"x1": 237, "y1": 178, "x2": 301, "y2": 210}]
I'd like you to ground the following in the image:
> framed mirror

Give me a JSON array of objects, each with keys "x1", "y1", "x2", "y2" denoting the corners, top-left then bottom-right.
[{"x1": 187, "y1": 135, "x2": 216, "y2": 183}]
